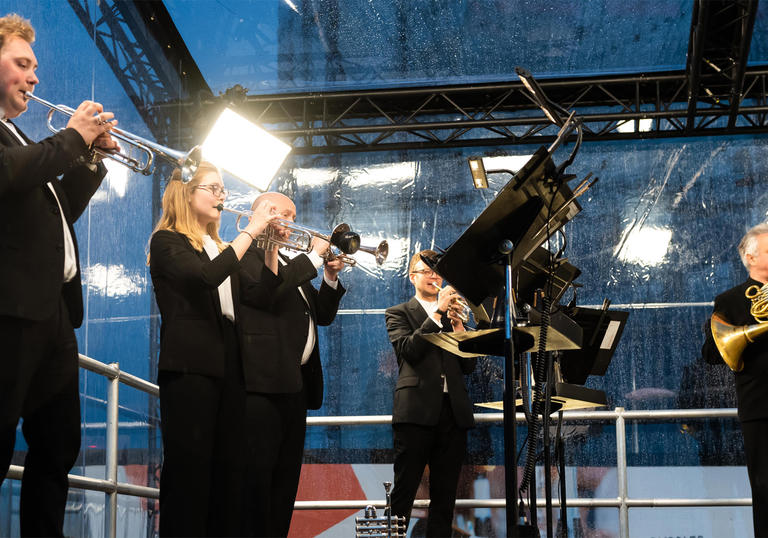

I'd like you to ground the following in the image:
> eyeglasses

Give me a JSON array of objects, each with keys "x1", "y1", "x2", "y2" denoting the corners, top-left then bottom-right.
[
  {"x1": 410, "y1": 269, "x2": 438, "y2": 277},
  {"x1": 195, "y1": 184, "x2": 229, "y2": 199}
]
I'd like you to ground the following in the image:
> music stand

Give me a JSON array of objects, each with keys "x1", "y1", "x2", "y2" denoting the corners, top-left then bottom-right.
[
  {"x1": 426, "y1": 145, "x2": 581, "y2": 307},
  {"x1": 513, "y1": 246, "x2": 581, "y2": 307},
  {"x1": 422, "y1": 143, "x2": 583, "y2": 537},
  {"x1": 559, "y1": 307, "x2": 629, "y2": 385}
]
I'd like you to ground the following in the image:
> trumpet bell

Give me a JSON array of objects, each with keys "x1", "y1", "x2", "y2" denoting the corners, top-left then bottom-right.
[
  {"x1": 710, "y1": 313, "x2": 768, "y2": 372},
  {"x1": 325, "y1": 239, "x2": 389, "y2": 267},
  {"x1": 360, "y1": 240, "x2": 388, "y2": 265},
  {"x1": 329, "y1": 223, "x2": 361, "y2": 254}
]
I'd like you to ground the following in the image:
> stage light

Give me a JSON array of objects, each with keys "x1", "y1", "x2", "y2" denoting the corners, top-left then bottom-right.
[
  {"x1": 616, "y1": 118, "x2": 653, "y2": 133},
  {"x1": 201, "y1": 107, "x2": 292, "y2": 192},
  {"x1": 468, "y1": 157, "x2": 488, "y2": 189},
  {"x1": 515, "y1": 66, "x2": 563, "y2": 127},
  {"x1": 468, "y1": 155, "x2": 533, "y2": 189}
]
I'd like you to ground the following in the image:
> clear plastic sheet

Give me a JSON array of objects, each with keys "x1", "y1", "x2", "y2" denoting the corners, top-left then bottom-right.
[{"x1": 1, "y1": 1, "x2": 764, "y2": 536}]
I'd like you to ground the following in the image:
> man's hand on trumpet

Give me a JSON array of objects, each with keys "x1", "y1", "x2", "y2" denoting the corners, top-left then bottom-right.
[
  {"x1": 64, "y1": 100, "x2": 118, "y2": 148},
  {"x1": 433, "y1": 283, "x2": 466, "y2": 332},
  {"x1": 310, "y1": 237, "x2": 345, "y2": 281},
  {"x1": 91, "y1": 130, "x2": 120, "y2": 158},
  {"x1": 445, "y1": 306, "x2": 466, "y2": 332}
]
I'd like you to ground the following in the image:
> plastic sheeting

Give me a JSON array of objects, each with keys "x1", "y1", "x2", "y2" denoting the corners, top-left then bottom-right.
[
  {"x1": 1, "y1": 1, "x2": 765, "y2": 537},
  {"x1": 167, "y1": 0, "x2": 693, "y2": 94}
]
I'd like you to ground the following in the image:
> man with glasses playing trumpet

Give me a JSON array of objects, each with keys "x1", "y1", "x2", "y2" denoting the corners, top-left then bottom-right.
[
  {"x1": 384, "y1": 249, "x2": 476, "y2": 537},
  {"x1": 703, "y1": 223, "x2": 768, "y2": 538},
  {"x1": 235, "y1": 192, "x2": 346, "y2": 537},
  {"x1": 0, "y1": 13, "x2": 119, "y2": 536}
]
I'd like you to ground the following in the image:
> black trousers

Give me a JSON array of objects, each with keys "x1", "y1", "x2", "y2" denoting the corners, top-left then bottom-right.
[
  {"x1": 244, "y1": 385, "x2": 307, "y2": 537},
  {"x1": 391, "y1": 394, "x2": 467, "y2": 538},
  {"x1": 158, "y1": 320, "x2": 246, "y2": 537},
  {"x1": 0, "y1": 298, "x2": 81, "y2": 538},
  {"x1": 741, "y1": 418, "x2": 768, "y2": 537}
]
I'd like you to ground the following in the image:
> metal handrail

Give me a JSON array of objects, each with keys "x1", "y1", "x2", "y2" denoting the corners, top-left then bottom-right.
[{"x1": 3, "y1": 354, "x2": 749, "y2": 538}]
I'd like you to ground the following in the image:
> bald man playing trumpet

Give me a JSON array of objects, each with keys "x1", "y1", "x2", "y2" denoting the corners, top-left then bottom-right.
[{"x1": 236, "y1": 192, "x2": 346, "y2": 536}]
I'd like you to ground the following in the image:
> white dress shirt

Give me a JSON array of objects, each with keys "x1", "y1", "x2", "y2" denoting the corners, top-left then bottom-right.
[
  {"x1": 280, "y1": 250, "x2": 338, "y2": 364},
  {"x1": 415, "y1": 296, "x2": 443, "y2": 328},
  {"x1": 414, "y1": 296, "x2": 448, "y2": 392},
  {"x1": 202, "y1": 235, "x2": 235, "y2": 322}
]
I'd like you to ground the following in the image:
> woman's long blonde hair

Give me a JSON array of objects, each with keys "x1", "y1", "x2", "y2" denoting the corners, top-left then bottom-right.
[{"x1": 148, "y1": 162, "x2": 227, "y2": 262}]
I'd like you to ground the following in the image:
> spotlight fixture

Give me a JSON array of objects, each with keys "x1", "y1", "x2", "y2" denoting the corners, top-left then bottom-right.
[
  {"x1": 468, "y1": 157, "x2": 488, "y2": 189},
  {"x1": 201, "y1": 108, "x2": 292, "y2": 192},
  {"x1": 468, "y1": 155, "x2": 534, "y2": 189},
  {"x1": 515, "y1": 66, "x2": 564, "y2": 127},
  {"x1": 222, "y1": 84, "x2": 248, "y2": 107}
]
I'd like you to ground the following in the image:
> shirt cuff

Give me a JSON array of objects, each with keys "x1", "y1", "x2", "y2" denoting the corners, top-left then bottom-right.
[
  {"x1": 324, "y1": 272, "x2": 339, "y2": 289},
  {"x1": 307, "y1": 250, "x2": 324, "y2": 269}
]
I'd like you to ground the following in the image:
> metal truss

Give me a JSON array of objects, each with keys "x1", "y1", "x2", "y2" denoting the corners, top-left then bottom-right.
[
  {"x1": 209, "y1": 67, "x2": 768, "y2": 155},
  {"x1": 686, "y1": 0, "x2": 759, "y2": 131},
  {"x1": 189, "y1": 0, "x2": 768, "y2": 154},
  {"x1": 66, "y1": 0, "x2": 209, "y2": 144},
  {"x1": 69, "y1": 0, "x2": 768, "y2": 155}
]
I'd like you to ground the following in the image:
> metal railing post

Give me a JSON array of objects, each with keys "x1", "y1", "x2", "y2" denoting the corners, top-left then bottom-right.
[
  {"x1": 615, "y1": 407, "x2": 629, "y2": 538},
  {"x1": 105, "y1": 363, "x2": 120, "y2": 538}
]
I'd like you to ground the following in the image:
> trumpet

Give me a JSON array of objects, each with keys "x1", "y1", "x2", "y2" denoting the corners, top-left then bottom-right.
[
  {"x1": 432, "y1": 282, "x2": 471, "y2": 323},
  {"x1": 355, "y1": 481, "x2": 406, "y2": 537},
  {"x1": 216, "y1": 204, "x2": 360, "y2": 254},
  {"x1": 25, "y1": 92, "x2": 201, "y2": 181},
  {"x1": 324, "y1": 240, "x2": 389, "y2": 266}
]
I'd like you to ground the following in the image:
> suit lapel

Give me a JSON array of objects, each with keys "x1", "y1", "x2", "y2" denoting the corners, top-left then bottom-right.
[
  {"x1": 0, "y1": 120, "x2": 65, "y2": 209},
  {"x1": 406, "y1": 297, "x2": 427, "y2": 328},
  {"x1": 0, "y1": 120, "x2": 24, "y2": 145},
  {"x1": 279, "y1": 252, "x2": 315, "y2": 314}
]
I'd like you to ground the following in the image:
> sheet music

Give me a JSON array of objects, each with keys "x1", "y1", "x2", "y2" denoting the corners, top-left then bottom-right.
[{"x1": 600, "y1": 320, "x2": 621, "y2": 350}]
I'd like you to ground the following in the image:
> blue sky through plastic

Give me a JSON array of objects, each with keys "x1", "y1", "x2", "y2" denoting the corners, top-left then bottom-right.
[{"x1": 166, "y1": 0, "x2": 693, "y2": 95}]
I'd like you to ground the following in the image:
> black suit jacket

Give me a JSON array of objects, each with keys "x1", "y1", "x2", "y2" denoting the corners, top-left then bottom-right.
[
  {"x1": 703, "y1": 277, "x2": 768, "y2": 422},
  {"x1": 0, "y1": 121, "x2": 106, "y2": 327},
  {"x1": 149, "y1": 230, "x2": 282, "y2": 378},
  {"x1": 238, "y1": 246, "x2": 346, "y2": 410},
  {"x1": 385, "y1": 298, "x2": 476, "y2": 428}
]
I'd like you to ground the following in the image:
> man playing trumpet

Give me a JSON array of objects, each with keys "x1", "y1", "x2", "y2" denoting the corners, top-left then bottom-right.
[
  {"x1": 0, "y1": 13, "x2": 118, "y2": 536},
  {"x1": 384, "y1": 249, "x2": 476, "y2": 536},
  {"x1": 237, "y1": 192, "x2": 346, "y2": 536}
]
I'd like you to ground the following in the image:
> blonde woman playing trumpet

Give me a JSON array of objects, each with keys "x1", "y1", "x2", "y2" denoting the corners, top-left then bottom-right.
[{"x1": 148, "y1": 162, "x2": 281, "y2": 537}]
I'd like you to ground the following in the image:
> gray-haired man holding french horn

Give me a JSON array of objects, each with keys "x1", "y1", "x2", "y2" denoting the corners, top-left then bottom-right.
[{"x1": 702, "y1": 222, "x2": 768, "y2": 538}]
